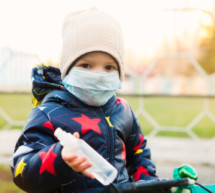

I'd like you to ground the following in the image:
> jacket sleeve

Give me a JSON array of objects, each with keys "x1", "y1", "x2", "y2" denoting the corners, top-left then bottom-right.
[
  {"x1": 125, "y1": 109, "x2": 158, "y2": 181},
  {"x1": 10, "y1": 107, "x2": 79, "y2": 193}
]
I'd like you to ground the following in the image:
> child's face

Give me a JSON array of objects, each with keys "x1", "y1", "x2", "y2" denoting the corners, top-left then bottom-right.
[{"x1": 73, "y1": 52, "x2": 119, "y2": 73}]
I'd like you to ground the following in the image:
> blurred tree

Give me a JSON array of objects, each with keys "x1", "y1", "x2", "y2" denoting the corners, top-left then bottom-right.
[{"x1": 198, "y1": 15, "x2": 215, "y2": 75}]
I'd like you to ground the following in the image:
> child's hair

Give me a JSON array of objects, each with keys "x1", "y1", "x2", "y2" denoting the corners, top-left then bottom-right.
[{"x1": 60, "y1": 8, "x2": 125, "y2": 80}]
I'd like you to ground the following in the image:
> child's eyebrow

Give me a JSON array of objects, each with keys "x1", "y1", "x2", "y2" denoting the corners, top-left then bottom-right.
[
  {"x1": 78, "y1": 58, "x2": 92, "y2": 63},
  {"x1": 79, "y1": 58, "x2": 117, "y2": 65}
]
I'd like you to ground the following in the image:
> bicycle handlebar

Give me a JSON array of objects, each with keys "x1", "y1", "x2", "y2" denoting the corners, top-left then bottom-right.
[{"x1": 109, "y1": 178, "x2": 193, "y2": 193}]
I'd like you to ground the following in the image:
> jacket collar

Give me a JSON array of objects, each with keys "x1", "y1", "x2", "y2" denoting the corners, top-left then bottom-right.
[
  {"x1": 42, "y1": 89, "x2": 117, "y2": 110},
  {"x1": 42, "y1": 89, "x2": 86, "y2": 108}
]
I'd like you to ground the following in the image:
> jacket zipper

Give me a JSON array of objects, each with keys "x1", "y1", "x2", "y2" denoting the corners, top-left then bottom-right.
[{"x1": 96, "y1": 107, "x2": 114, "y2": 165}]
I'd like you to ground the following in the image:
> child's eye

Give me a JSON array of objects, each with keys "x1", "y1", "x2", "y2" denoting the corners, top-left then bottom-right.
[
  {"x1": 79, "y1": 63, "x2": 91, "y2": 69},
  {"x1": 105, "y1": 65, "x2": 117, "y2": 71}
]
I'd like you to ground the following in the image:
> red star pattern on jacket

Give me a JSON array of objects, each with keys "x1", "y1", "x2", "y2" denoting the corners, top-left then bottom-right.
[
  {"x1": 42, "y1": 121, "x2": 54, "y2": 132},
  {"x1": 42, "y1": 121, "x2": 57, "y2": 141},
  {"x1": 115, "y1": 97, "x2": 127, "y2": 110},
  {"x1": 133, "y1": 134, "x2": 144, "y2": 151},
  {"x1": 39, "y1": 145, "x2": 57, "y2": 176},
  {"x1": 72, "y1": 114, "x2": 101, "y2": 135},
  {"x1": 133, "y1": 165, "x2": 149, "y2": 181}
]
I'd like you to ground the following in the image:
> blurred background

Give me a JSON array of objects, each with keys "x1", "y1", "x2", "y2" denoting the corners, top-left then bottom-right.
[{"x1": 0, "y1": 0, "x2": 215, "y2": 192}]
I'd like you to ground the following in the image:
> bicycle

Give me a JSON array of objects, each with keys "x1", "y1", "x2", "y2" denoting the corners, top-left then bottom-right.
[{"x1": 109, "y1": 164, "x2": 215, "y2": 193}]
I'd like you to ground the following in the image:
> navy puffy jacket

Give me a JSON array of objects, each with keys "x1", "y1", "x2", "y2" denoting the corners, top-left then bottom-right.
[{"x1": 11, "y1": 64, "x2": 157, "y2": 193}]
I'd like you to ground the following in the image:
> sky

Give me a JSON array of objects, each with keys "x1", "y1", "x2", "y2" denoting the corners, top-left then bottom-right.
[{"x1": 0, "y1": 0, "x2": 215, "y2": 63}]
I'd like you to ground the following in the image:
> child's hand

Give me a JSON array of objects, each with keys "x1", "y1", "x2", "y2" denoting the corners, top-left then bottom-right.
[{"x1": 61, "y1": 132, "x2": 95, "y2": 179}]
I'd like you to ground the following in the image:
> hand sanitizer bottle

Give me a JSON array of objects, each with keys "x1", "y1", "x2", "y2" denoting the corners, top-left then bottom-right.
[{"x1": 54, "y1": 128, "x2": 117, "y2": 185}]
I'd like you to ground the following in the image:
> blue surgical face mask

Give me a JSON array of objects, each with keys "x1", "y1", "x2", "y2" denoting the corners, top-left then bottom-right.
[{"x1": 62, "y1": 67, "x2": 121, "y2": 106}]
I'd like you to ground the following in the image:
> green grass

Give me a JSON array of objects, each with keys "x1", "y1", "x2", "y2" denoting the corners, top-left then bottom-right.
[
  {"x1": 0, "y1": 93, "x2": 32, "y2": 120},
  {"x1": 0, "y1": 164, "x2": 25, "y2": 193},
  {"x1": 123, "y1": 96, "x2": 215, "y2": 138},
  {"x1": 125, "y1": 97, "x2": 204, "y2": 126},
  {"x1": 0, "y1": 93, "x2": 215, "y2": 138},
  {"x1": 0, "y1": 93, "x2": 32, "y2": 129}
]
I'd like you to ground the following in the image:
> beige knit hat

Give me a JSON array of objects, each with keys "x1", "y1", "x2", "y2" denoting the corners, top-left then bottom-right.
[{"x1": 60, "y1": 8, "x2": 124, "y2": 80}]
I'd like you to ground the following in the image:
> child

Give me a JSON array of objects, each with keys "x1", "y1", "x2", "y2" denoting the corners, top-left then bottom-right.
[{"x1": 10, "y1": 8, "x2": 157, "y2": 193}]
